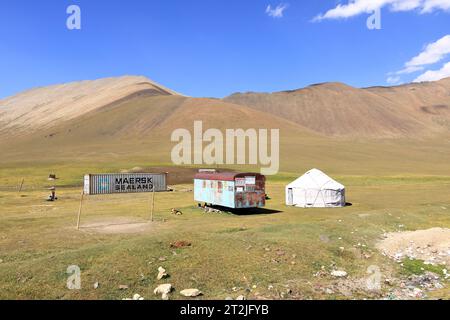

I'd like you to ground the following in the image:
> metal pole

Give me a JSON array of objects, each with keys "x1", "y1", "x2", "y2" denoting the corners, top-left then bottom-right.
[{"x1": 76, "y1": 189, "x2": 84, "y2": 230}]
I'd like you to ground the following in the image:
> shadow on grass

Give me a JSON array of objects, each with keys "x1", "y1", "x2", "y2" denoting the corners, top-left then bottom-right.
[{"x1": 207, "y1": 205, "x2": 282, "y2": 216}]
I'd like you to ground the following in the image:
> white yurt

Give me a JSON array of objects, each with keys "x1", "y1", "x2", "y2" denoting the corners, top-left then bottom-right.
[{"x1": 286, "y1": 169, "x2": 346, "y2": 208}]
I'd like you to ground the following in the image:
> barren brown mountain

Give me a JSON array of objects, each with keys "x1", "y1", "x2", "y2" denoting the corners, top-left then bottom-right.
[
  {"x1": 0, "y1": 76, "x2": 181, "y2": 136},
  {"x1": 1, "y1": 76, "x2": 450, "y2": 175},
  {"x1": 0, "y1": 76, "x2": 315, "y2": 166},
  {"x1": 224, "y1": 78, "x2": 450, "y2": 138}
]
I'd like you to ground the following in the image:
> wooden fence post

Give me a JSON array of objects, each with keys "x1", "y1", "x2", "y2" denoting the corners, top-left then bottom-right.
[
  {"x1": 150, "y1": 188, "x2": 155, "y2": 222},
  {"x1": 18, "y1": 178, "x2": 24, "y2": 193},
  {"x1": 76, "y1": 189, "x2": 84, "y2": 230}
]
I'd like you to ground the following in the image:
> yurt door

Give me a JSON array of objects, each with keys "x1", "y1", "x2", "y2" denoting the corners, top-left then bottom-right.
[{"x1": 287, "y1": 188, "x2": 293, "y2": 205}]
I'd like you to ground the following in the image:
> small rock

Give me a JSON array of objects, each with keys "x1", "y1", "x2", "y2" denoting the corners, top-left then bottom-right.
[
  {"x1": 158, "y1": 257, "x2": 167, "y2": 262},
  {"x1": 119, "y1": 285, "x2": 129, "y2": 290},
  {"x1": 331, "y1": 270, "x2": 348, "y2": 278},
  {"x1": 161, "y1": 293, "x2": 169, "y2": 300},
  {"x1": 94, "y1": 282, "x2": 99, "y2": 289},
  {"x1": 434, "y1": 282, "x2": 444, "y2": 289},
  {"x1": 384, "y1": 279, "x2": 394, "y2": 286},
  {"x1": 157, "y1": 267, "x2": 169, "y2": 280},
  {"x1": 154, "y1": 284, "x2": 172, "y2": 294},
  {"x1": 154, "y1": 284, "x2": 173, "y2": 300},
  {"x1": 325, "y1": 288, "x2": 334, "y2": 294},
  {"x1": 412, "y1": 287, "x2": 423, "y2": 298},
  {"x1": 236, "y1": 295, "x2": 246, "y2": 300},
  {"x1": 180, "y1": 289, "x2": 203, "y2": 297},
  {"x1": 133, "y1": 294, "x2": 144, "y2": 300},
  {"x1": 225, "y1": 296, "x2": 233, "y2": 300}
]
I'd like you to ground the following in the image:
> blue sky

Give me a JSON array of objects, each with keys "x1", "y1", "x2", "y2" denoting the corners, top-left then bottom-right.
[{"x1": 0, "y1": 0, "x2": 449, "y2": 98}]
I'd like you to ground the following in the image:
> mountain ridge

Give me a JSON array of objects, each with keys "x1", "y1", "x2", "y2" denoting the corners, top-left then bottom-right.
[
  {"x1": 1, "y1": 75, "x2": 450, "y2": 140},
  {"x1": 224, "y1": 77, "x2": 450, "y2": 138}
]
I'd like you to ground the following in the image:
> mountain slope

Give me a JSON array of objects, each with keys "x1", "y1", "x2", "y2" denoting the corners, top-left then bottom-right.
[
  {"x1": 0, "y1": 81, "x2": 319, "y2": 165},
  {"x1": 0, "y1": 76, "x2": 182, "y2": 136},
  {"x1": 224, "y1": 79, "x2": 450, "y2": 138},
  {"x1": 1, "y1": 76, "x2": 450, "y2": 175}
]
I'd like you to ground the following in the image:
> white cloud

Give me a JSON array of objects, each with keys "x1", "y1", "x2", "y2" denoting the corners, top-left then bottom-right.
[
  {"x1": 420, "y1": 0, "x2": 450, "y2": 12},
  {"x1": 405, "y1": 35, "x2": 450, "y2": 68},
  {"x1": 266, "y1": 3, "x2": 289, "y2": 18},
  {"x1": 396, "y1": 65, "x2": 425, "y2": 75},
  {"x1": 386, "y1": 35, "x2": 450, "y2": 84},
  {"x1": 414, "y1": 61, "x2": 450, "y2": 82},
  {"x1": 386, "y1": 75, "x2": 402, "y2": 84},
  {"x1": 314, "y1": 0, "x2": 450, "y2": 21}
]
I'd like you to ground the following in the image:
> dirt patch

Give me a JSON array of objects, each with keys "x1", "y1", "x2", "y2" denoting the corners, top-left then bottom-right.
[
  {"x1": 80, "y1": 218, "x2": 156, "y2": 234},
  {"x1": 376, "y1": 228, "x2": 450, "y2": 265}
]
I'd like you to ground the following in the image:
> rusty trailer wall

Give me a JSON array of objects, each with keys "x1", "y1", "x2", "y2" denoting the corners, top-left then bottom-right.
[
  {"x1": 84, "y1": 173, "x2": 167, "y2": 195},
  {"x1": 235, "y1": 176, "x2": 266, "y2": 208}
]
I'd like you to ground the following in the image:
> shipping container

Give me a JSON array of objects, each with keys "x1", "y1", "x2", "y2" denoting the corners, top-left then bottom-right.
[
  {"x1": 84, "y1": 173, "x2": 167, "y2": 195},
  {"x1": 194, "y1": 171, "x2": 266, "y2": 209}
]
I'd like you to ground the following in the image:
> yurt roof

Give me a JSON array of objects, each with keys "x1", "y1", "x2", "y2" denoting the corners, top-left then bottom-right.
[{"x1": 287, "y1": 169, "x2": 345, "y2": 190}]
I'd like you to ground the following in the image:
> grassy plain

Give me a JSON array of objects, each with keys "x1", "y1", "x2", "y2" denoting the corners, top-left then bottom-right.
[{"x1": 0, "y1": 160, "x2": 449, "y2": 300}]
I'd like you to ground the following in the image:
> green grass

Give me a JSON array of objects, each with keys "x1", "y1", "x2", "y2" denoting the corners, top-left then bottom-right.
[
  {"x1": 1, "y1": 162, "x2": 449, "y2": 300},
  {"x1": 401, "y1": 259, "x2": 447, "y2": 277}
]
